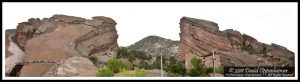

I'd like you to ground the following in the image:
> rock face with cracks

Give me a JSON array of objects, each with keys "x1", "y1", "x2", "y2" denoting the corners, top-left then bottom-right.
[
  {"x1": 179, "y1": 17, "x2": 294, "y2": 69},
  {"x1": 6, "y1": 14, "x2": 118, "y2": 76},
  {"x1": 43, "y1": 57, "x2": 97, "y2": 77}
]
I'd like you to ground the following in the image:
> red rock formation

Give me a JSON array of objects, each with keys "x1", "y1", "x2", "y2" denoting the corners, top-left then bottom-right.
[
  {"x1": 179, "y1": 17, "x2": 234, "y2": 69},
  {"x1": 6, "y1": 14, "x2": 118, "y2": 76},
  {"x1": 179, "y1": 16, "x2": 294, "y2": 69}
]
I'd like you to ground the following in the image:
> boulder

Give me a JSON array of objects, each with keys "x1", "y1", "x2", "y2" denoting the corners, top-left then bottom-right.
[
  {"x1": 5, "y1": 29, "x2": 25, "y2": 76},
  {"x1": 12, "y1": 14, "x2": 118, "y2": 76},
  {"x1": 43, "y1": 57, "x2": 97, "y2": 77}
]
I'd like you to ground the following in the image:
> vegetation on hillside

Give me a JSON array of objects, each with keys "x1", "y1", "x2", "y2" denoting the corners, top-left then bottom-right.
[
  {"x1": 117, "y1": 47, "x2": 152, "y2": 62},
  {"x1": 96, "y1": 47, "x2": 215, "y2": 77}
]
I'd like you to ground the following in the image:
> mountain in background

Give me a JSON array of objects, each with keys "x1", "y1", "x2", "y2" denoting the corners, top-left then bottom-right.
[{"x1": 127, "y1": 35, "x2": 179, "y2": 58}]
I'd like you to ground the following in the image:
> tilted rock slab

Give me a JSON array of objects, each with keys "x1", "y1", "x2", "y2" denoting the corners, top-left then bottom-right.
[{"x1": 179, "y1": 16, "x2": 294, "y2": 69}]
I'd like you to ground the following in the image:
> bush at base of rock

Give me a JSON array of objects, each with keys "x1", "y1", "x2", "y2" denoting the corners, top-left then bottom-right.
[
  {"x1": 206, "y1": 65, "x2": 224, "y2": 74},
  {"x1": 276, "y1": 59, "x2": 289, "y2": 67},
  {"x1": 118, "y1": 67, "x2": 146, "y2": 77},
  {"x1": 188, "y1": 57, "x2": 208, "y2": 77},
  {"x1": 108, "y1": 58, "x2": 130, "y2": 73},
  {"x1": 88, "y1": 55, "x2": 98, "y2": 65},
  {"x1": 165, "y1": 57, "x2": 186, "y2": 76},
  {"x1": 166, "y1": 71, "x2": 183, "y2": 77},
  {"x1": 96, "y1": 66, "x2": 113, "y2": 77}
]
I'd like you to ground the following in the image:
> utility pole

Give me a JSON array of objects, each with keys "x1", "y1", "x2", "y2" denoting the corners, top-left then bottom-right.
[
  {"x1": 212, "y1": 51, "x2": 216, "y2": 77},
  {"x1": 161, "y1": 54, "x2": 163, "y2": 77}
]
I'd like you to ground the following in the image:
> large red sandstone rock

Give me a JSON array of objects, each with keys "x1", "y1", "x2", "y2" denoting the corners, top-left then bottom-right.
[
  {"x1": 179, "y1": 17, "x2": 294, "y2": 69},
  {"x1": 8, "y1": 14, "x2": 118, "y2": 76},
  {"x1": 15, "y1": 17, "x2": 67, "y2": 50},
  {"x1": 179, "y1": 17, "x2": 233, "y2": 69}
]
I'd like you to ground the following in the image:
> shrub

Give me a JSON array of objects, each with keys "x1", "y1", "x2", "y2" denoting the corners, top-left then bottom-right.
[
  {"x1": 117, "y1": 47, "x2": 129, "y2": 58},
  {"x1": 88, "y1": 55, "x2": 98, "y2": 65},
  {"x1": 206, "y1": 68, "x2": 213, "y2": 74},
  {"x1": 134, "y1": 50, "x2": 151, "y2": 60},
  {"x1": 138, "y1": 60, "x2": 150, "y2": 69},
  {"x1": 134, "y1": 67, "x2": 146, "y2": 77},
  {"x1": 150, "y1": 55, "x2": 166, "y2": 69},
  {"x1": 217, "y1": 65, "x2": 224, "y2": 74},
  {"x1": 107, "y1": 58, "x2": 130, "y2": 73},
  {"x1": 169, "y1": 62, "x2": 186, "y2": 76},
  {"x1": 206, "y1": 65, "x2": 224, "y2": 74},
  {"x1": 117, "y1": 47, "x2": 151, "y2": 62},
  {"x1": 96, "y1": 66, "x2": 113, "y2": 77},
  {"x1": 118, "y1": 67, "x2": 146, "y2": 77},
  {"x1": 165, "y1": 57, "x2": 186, "y2": 76},
  {"x1": 277, "y1": 59, "x2": 289, "y2": 67},
  {"x1": 188, "y1": 57, "x2": 208, "y2": 77},
  {"x1": 167, "y1": 71, "x2": 185, "y2": 77},
  {"x1": 242, "y1": 45, "x2": 251, "y2": 52}
]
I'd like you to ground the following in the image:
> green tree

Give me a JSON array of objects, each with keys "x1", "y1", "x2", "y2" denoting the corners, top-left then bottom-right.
[
  {"x1": 138, "y1": 60, "x2": 150, "y2": 69},
  {"x1": 188, "y1": 57, "x2": 208, "y2": 77},
  {"x1": 117, "y1": 47, "x2": 151, "y2": 63},
  {"x1": 96, "y1": 66, "x2": 113, "y2": 77},
  {"x1": 167, "y1": 62, "x2": 186, "y2": 76},
  {"x1": 117, "y1": 47, "x2": 129, "y2": 58},
  {"x1": 169, "y1": 56, "x2": 177, "y2": 64},
  {"x1": 150, "y1": 55, "x2": 166, "y2": 69},
  {"x1": 165, "y1": 57, "x2": 186, "y2": 76},
  {"x1": 134, "y1": 50, "x2": 151, "y2": 60}
]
